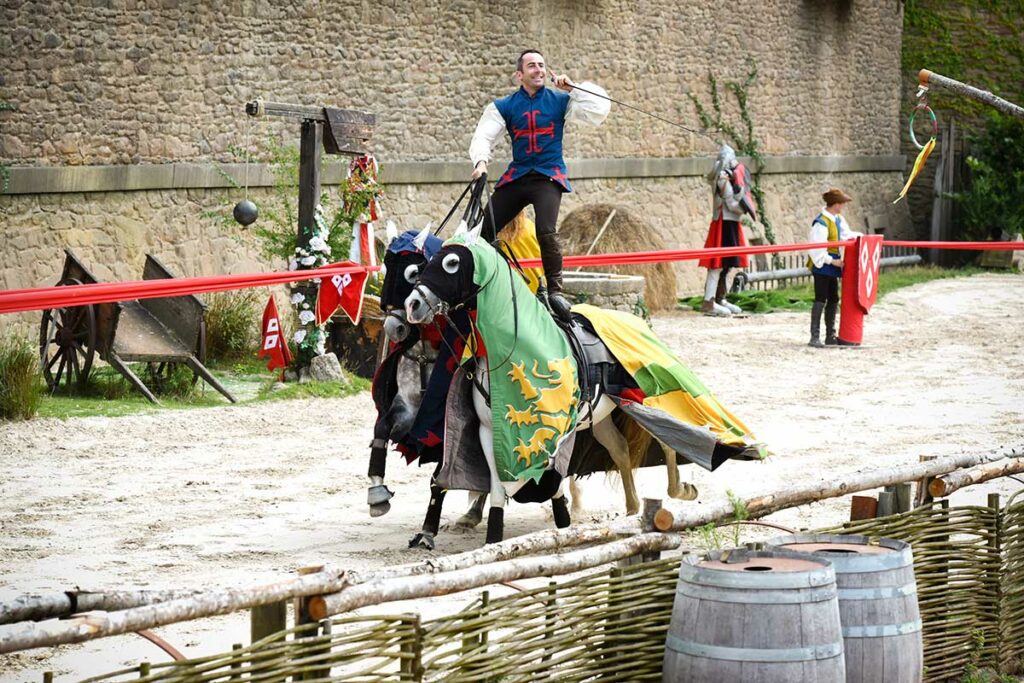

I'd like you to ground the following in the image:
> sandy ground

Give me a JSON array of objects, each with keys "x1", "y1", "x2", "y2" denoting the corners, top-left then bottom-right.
[{"x1": 1, "y1": 272, "x2": 1023, "y2": 680}]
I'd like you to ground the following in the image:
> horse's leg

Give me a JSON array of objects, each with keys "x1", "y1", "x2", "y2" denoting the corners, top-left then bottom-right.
[
  {"x1": 592, "y1": 416, "x2": 641, "y2": 516},
  {"x1": 568, "y1": 477, "x2": 584, "y2": 518},
  {"x1": 409, "y1": 462, "x2": 447, "y2": 550},
  {"x1": 660, "y1": 440, "x2": 698, "y2": 501},
  {"x1": 551, "y1": 478, "x2": 571, "y2": 529},
  {"x1": 367, "y1": 418, "x2": 394, "y2": 517},
  {"x1": 472, "y1": 362, "x2": 506, "y2": 544},
  {"x1": 456, "y1": 491, "x2": 487, "y2": 528}
]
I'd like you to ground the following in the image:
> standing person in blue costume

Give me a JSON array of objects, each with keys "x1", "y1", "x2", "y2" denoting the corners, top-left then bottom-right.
[
  {"x1": 469, "y1": 49, "x2": 610, "y2": 321},
  {"x1": 806, "y1": 187, "x2": 861, "y2": 347}
]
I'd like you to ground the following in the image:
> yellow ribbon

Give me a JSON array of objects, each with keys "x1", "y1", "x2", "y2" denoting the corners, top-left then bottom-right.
[{"x1": 893, "y1": 136, "x2": 936, "y2": 203}]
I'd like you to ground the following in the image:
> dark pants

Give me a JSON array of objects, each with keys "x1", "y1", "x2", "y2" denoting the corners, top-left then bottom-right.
[
  {"x1": 482, "y1": 172, "x2": 566, "y2": 292},
  {"x1": 813, "y1": 273, "x2": 839, "y2": 305}
]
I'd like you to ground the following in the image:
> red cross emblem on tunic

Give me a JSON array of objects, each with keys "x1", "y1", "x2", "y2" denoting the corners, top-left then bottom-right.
[
  {"x1": 512, "y1": 110, "x2": 555, "y2": 154},
  {"x1": 500, "y1": 166, "x2": 516, "y2": 185},
  {"x1": 550, "y1": 167, "x2": 568, "y2": 187}
]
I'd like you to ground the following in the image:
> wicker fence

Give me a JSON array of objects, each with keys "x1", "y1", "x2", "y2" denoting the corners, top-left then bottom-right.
[{"x1": 75, "y1": 494, "x2": 1024, "y2": 683}]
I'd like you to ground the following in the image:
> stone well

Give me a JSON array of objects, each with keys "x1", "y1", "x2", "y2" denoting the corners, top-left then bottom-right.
[{"x1": 562, "y1": 272, "x2": 648, "y2": 317}]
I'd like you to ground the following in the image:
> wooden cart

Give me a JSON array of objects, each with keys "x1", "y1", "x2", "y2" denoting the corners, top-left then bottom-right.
[{"x1": 39, "y1": 249, "x2": 237, "y2": 404}]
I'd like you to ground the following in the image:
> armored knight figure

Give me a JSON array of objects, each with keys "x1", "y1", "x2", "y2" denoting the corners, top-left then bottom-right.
[{"x1": 698, "y1": 144, "x2": 758, "y2": 316}]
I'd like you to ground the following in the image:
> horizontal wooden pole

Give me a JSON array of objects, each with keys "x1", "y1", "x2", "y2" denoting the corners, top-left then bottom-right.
[
  {"x1": 308, "y1": 532, "x2": 682, "y2": 621},
  {"x1": 654, "y1": 452, "x2": 1013, "y2": 532},
  {"x1": 929, "y1": 458, "x2": 1024, "y2": 498},
  {"x1": 918, "y1": 69, "x2": 1024, "y2": 120}
]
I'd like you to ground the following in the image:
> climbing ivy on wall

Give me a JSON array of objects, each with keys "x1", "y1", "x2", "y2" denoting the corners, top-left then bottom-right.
[
  {"x1": 902, "y1": 0, "x2": 1023, "y2": 121},
  {"x1": 687, "y1": 58, "x2": 776, "y2": 249}
]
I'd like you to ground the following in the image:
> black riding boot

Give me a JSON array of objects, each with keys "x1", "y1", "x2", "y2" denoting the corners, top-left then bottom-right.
[
  {"x1": 809, "y1": 301, "x2": 825, "y2": 347},
  {"x1": 538, "y1": 232, "x2": 572, "y2": 323},
  {"x1": 824, "y1": 300, "x2": 839, "y2": 345}
]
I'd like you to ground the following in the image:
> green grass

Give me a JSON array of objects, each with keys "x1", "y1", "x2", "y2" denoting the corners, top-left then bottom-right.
[
  {"x1": 0, "y1": 335, "x2": 43, "y2": 420},
  {"x1": 679, "y1": 265, "x2": 998, "y2": 313},
  {"x1": 30, "y1": 359, "x2": 367, "y2": 420}
]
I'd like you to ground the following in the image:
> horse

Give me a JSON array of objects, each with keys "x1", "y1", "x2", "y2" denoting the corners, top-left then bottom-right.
[
  {"x1": 404, "y1": 228, "x2": 763, "y2": 543},
  {"x1": 368, "y1": 226, "x2": 489, "y2": 550}
]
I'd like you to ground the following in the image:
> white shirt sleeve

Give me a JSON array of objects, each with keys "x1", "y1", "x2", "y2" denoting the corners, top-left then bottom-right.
[
  {"x1": 469, "y1": 102, "x2": 506, "y2": 167},
  {"x1": 717, "y1": 172, "x2": 743, "y2": 214},
  {"x1": 807, "y1": 222, "x2": 836, "y2": 269},
  {"x1": 836, "y1": 215, "x2": 862, "y2": 240},
  {"x1": 566, "y1": 81, "x2": 611, "y2": 127}
]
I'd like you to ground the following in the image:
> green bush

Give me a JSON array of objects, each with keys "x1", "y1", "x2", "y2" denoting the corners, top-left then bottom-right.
[
  {"x1": 0, "y1": 335, "x2": 42, "y2": 420},
  {"x1": 205, "y1": 289, "x2": 260, "y2": 363},
  {"x1": 951, "y1": 113, "x2": 1024, "y2": 243}
]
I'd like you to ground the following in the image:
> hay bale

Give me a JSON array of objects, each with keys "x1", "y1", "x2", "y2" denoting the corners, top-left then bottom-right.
[{"x1": 559, "y1": 204, "x2": 678, "y2": 311}]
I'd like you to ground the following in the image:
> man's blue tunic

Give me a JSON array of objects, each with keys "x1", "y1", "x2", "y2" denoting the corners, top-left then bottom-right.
[{"x1": 493, "y1": 86, "x2": 572, "y2": 192}]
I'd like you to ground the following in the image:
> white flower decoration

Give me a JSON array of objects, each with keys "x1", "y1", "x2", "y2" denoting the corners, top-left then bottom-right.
[
  {"x1": 300, "y1": 255, "x2": 317, "y2": 267},
  {"x1": 293, "y1": 329, "x2": 307, "y2": 344},
  {"x1": 309, "y1": 236, "x2": 328, "y2": 253},
  {"x1": 288, "y1": 258, "x2": 298, "y2": 271},
  {"x1": 299, "y1": 310, "x2": 316, "y2": 325},
  {"x1": 291, "y1": 292, "x2": 306, "y2": 305}
]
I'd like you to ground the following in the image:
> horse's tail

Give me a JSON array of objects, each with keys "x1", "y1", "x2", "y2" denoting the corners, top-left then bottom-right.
[{"x1": 617, "y1": 409, "x2": 652, "y2": 472}]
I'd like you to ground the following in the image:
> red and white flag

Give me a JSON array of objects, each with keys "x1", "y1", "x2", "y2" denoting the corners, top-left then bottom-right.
[
  {"x1": 349, "y1": 221, "x2": 377, "y2": 267},
  {"x1": 258, "y1": 296, "x2": 292, "y2": 371},
  {"x1": 315, "y1": 262, "x2": 370, "y2": 325}
]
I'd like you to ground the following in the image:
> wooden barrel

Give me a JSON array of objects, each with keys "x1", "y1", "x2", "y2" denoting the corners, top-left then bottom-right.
[
  {"x1": 768, "y1": 534, "x2": 923, "y2": 683},
  {"x1": 663, "y1": 550, "x2": 845, "y2": 682}
]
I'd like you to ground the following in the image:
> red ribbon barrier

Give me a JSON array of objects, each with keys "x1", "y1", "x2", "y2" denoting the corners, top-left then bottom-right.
[{"x1": 1, "y1": 240, "x2": 1020, "y2": 315}]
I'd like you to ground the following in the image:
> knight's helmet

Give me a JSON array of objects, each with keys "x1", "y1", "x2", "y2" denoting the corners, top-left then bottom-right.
[{"x1": 707, "y1": 144, "x2": 739, "y2": 185}]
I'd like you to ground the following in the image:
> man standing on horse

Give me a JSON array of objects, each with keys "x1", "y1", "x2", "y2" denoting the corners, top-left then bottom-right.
[{"x1": 470, "y1": 49, "x2": 610, "y2": 321}]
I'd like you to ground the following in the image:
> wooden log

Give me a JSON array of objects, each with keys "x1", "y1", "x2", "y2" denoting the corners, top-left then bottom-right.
[
  {"x1": 895, "y1": 483, "x2": 913, "y2": 513},
  {"x1": 654, "y1": 452, "x2": 1007, "y2": 532},
  {"x1": 0, "y1": 589, "x2": 207, "y2": 626},
  {"x1": 928, "y1": 458, "x2": 1024, "y2": 498},
  {"x1": 0, "y1": 524, "x2": 632, "y2": 628},
  {"x1": 307, "y1": 533, "x2": 681, "y2": 621},
  {"x1": 850, "y1": 496, "x2": 878, "y2": 521},
  {"x1": 0, "y1": 532, "x2": 674, "y2": 653},
  {"x1": 918, "y1": 69, "x2": 1024, "y2": 120}
]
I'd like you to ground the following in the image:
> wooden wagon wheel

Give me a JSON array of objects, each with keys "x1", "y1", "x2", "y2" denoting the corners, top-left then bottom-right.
[
  {"x1": 146, "y1": 320, "x2": 206, "y2": 391},
  {"x1": 39, "y1": 278, "x2": 97, "y2": 392}
]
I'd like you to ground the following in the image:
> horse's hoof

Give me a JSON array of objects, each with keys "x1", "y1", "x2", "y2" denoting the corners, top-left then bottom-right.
[
  {"x1": 409, "y1": 532, "x2": 435, "y2": 550},
  {"x1": 670, "y1": 483, "x2": 699, "y2": 501},
  {"x1": 368, "y1": 484, "x2": 394, "y2": 507},
  {"x1": 455, "y1": 511, "x2": 483, "y2": 529},
  {"x1": 369, "y1": 500, "x2": 391, "y2": 517},
  {"x1": 552, "y1": 496, "x2": 571, "y2": 529},
  {"x1": 485, "y1": 507, "x2": 504, "y2": 544}
]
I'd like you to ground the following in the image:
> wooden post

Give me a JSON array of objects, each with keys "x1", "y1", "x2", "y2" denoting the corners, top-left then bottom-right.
[
  {"x1": 297, "y1": 119, "x2": 322, "y2": 253},
  {"x1": 895, "y1": 483, "x2": 913, "y2": 513},
  {"x1": 306, "y1": 617, "x2": 332, "y2": 681},
  {"x1": 229, "y1": 643, "x2": 243, "y2": 682},
  {"x1": 877, "y1": 490, "x2": 896, "y2": 518},
  {"x1": 250, "y1": 600, "x2": 287, "y2": 645},
  {"x1": 850, "y1": 495, "x2": 877, "y2": 521},
  {"x1": 988, "y1": 493, "x2": 1002, "y2": 668},
  {"x1": 915, "y1": 455, "x2": 938, "y2": 507},
  {"x1": 399, "y1": 613, "x2": 421, "y2": 681},
  {"x1": 293, "y1": 565, "x2": 322, "y2": 681},
  {"x1": 542, "y1": 581, "x2": 557, "y2": 664},
  {"x1": 42, "y1": 673, "x2": 53, "y2": 683},
  {"x1": 138, "y1": 662, "x2": 150, "y2": 678}
]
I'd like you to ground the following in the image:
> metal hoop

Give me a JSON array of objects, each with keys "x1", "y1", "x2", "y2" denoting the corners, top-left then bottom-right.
[{"x1": 909, "y1": 103, "x2": 937, "y2": 150}]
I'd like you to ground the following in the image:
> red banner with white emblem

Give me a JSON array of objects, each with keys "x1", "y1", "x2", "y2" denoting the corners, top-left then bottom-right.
[
  {"x1": 257, "y1": 296, "x2": 292, "y2": 371},
  {"x1": 856, "y1": 235, "x2": 884, "y2": 312},
  {"x1": 315, "y1": 261, "x2": 370, "y2": 325}
]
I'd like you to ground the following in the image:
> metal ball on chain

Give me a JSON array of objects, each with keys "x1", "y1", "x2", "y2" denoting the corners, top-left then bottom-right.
[{"x1": 233, "y1": 199, "x2": 258, "y2": 226}]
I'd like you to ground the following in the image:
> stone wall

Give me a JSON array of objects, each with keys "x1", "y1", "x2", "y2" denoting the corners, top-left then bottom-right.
[
  {"x1": 1, "y1": 0, "x2": 909, "y2": 323},
  {"x1": 1, "y1": 1, "x2": 903, "y2": 165}
]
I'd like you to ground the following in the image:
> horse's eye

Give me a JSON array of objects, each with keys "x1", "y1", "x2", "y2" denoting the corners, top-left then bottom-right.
[
  {"x1": 442, "y1": 253, "x2": 461, "y2": 274},
  {"x1": 403, "y1": 264, "x2": 419, "y2": 283}
]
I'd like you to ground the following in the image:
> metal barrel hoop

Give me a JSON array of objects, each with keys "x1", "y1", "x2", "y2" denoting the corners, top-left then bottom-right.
[{"x1": 908, "y1": 103, "x2": 937, "y2": 150}]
